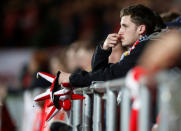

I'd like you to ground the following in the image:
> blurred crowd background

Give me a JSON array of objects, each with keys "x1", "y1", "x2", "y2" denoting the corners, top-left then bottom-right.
[
  {"x1": 0, "y1": 0, "x2": 181, "y2": 48},
  {"x1": 0, "y1": 0, "x2": 181, "y2": 131}
]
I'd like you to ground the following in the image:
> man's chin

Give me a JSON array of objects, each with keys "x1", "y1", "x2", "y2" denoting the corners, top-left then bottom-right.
[
  {"x1": 121, "y1": 43, "x2": 126, "y2": 47},
  {"x1": 121, "y1": 43, "x2": 131, "y2": 50}
]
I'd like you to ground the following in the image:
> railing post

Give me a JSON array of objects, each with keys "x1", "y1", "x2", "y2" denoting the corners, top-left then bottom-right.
[
  {"x1": 93, "y1": 92, "x2": 102, "y2": 131},
  {"x1": 139, "y1": 85, "x2": 150, "y2": 131},
  {"x1": 82, "y1": 91, "x2": 92, "y2": 131},
  {"x1": 106, "y1": 85, "x2": 117, "y2": 131},
  {"x1": 72, "y1": 99, "x2": 81, "y2": 131},
  {"x1": 66, "y1": 107, "x2": 73, "y2": 126},
  {"x1": 121, "y1": 88, "x2": 131, "y2": 131}
]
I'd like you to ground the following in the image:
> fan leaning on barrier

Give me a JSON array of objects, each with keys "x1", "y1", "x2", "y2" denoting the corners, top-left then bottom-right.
[{"x1": 34, "y1": 71, "x2": 85, "y2": 121}]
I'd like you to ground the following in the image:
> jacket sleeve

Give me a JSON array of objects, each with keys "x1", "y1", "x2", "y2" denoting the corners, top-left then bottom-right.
[
  {"x1": 91, "y1": 44, "x2": 112, "y2": 71},
  {"x1": 69, "y1": 41, "x2": 148, "y2": 87}
]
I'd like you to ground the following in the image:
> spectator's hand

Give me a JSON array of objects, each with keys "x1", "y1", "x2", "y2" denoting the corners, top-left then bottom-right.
[
  {"x1": 58, "y1": 71, "x2": 71, "y2": 84},
  {"x1": 103, "y1": 33, "x2": 121, "y2": 50}
]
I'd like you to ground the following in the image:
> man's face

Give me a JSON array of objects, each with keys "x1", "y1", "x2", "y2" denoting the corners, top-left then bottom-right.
[{"x1": 118, "y1": 15, "x2": 141, "y2": 48}]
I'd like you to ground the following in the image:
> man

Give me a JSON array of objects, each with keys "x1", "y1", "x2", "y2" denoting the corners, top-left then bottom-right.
[{"x1": 58, "y1": 4, "x2": 165, "y2": 87}]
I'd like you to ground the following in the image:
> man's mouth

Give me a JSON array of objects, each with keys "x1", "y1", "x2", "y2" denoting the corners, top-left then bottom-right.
[
  {"x1": 119, "y1": 35, "x2": 124, "y2": 40},
  {"x1": 120, "y1": 38, "x2": 123, "y2": 42}
]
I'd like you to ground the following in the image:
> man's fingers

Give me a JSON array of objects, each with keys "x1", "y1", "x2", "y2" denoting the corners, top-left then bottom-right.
[
  {"x1": 108, "y1": 40, "x2": 119, "y2": 44},
  {"x1": 103, "y1": 39, "x2": 118, "y2": 49},
  {"x1": 103, "y1": 33, "x2": 120, "y2": 50},
  {"x1": 108, "y1": 37, "x2": 119, "y2": 41},
  {"x1": 58, "y1": 71, "x2": 70, "y2": 85},
  {"x1": 107, "y1": 34, "x2": 120, "y2": 43},
  {"x1": 109, "y1": 43, "x2": 118, "y2": 48},
  {"x1": 108, "y1": 33, "x2": 119, "y2": 38}
]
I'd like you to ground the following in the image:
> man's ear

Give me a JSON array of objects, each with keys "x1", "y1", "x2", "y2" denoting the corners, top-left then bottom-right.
[{"x1": 138, "y1": 25, "x2": 146, "y2": 35}]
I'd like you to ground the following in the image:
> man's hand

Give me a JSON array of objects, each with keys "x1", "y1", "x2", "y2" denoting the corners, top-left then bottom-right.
[
  {"x1": 58, "y1": 71, "x2": 71, "y2": 85},
  {"x1": 103, "y1": 33, "x2": 121, "y2": 50}
]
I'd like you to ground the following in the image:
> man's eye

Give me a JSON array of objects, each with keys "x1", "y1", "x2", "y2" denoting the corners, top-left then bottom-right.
[{"x1": 122, "y1": 24, "x2": 127, "y2": 28}]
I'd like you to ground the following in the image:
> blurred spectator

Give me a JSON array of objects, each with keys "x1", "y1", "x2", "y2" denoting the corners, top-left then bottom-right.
[
  {"x1": 21, "y1": 49, "x2": 50, "y2": 131},
  {"x1": 76, "y1": 41, "x2": 96, "y2": 71},
  {"x1": 65, "y1": 41, "x2": 83, "y2": 73},
  {"x1": 20, "y1": 49, "x2": 50, "y2": 90},
  {"x1": 137, "y1": 30, "x2": 181, "y2": 131},
  {"x1": 49, "y1": 47, "x2": 68, "y2": 75},
  {"x1": 166, "y1": 16, "x2": 181, "y2": 29},
  {"x1": 65, "y1": 40, "x2": 96, "y2": 72},
  {"x1": 138, "y1": 30, "x2": 181, "y2": 73},
  {"x1": 161, "y1": 11, "x2": 181, "y2": 23},
  {"x1": 128, "y1": 4, "x2": 181, "y2": 131}
]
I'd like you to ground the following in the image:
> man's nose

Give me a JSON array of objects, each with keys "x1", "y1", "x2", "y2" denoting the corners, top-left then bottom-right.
[
  {"x1": 118, "y1": 29, "x2": 123, "y2": 39},
  {"x1": 118, "y1": 28, "x2": 123, "y2": 35}
]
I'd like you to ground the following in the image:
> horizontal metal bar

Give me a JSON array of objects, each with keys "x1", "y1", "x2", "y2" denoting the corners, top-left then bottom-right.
[
  {"x1": 73, "y1": 87, "x2": 93, "y2": 94},
  {"x1": 90, "y1": 78, "x2": 125, "y2": 93},
  {"x1": 73, "y1": 78, "x2": 125, "y2": 94}
]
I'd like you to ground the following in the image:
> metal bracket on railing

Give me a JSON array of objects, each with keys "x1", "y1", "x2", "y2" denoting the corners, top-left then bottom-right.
[
  {"x1": 73, "y1": 87, "x2": 93, "y2": 95},
  {"x1": 90, "y1": 81, "x2": 106, "y2": 93},
  {"x1": 90, "y1": 79, "x2": 125, "y2": 93}
]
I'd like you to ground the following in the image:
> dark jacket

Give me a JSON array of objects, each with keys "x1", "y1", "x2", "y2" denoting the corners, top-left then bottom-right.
[{"x1": 69, "y1": 40, "x2": 150, "y2": 87}]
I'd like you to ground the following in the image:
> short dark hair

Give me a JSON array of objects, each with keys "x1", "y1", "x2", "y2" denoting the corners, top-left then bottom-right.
[{"x1": 120, "y1": 4, "x2": 157, "y2": 35}]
